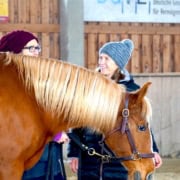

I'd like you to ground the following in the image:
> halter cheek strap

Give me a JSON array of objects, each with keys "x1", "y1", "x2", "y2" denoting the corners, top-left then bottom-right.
[{"x1": 121, "y1": 93, "x2": 130, "y2": 134}]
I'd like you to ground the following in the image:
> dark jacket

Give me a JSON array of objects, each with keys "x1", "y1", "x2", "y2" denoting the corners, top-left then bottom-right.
[
  {"x1": 22, "y1": 142, "x2": 65, "y2": 179},
  {"x1": 67, "y1": 75, "x2": 159, "y2": 180}
]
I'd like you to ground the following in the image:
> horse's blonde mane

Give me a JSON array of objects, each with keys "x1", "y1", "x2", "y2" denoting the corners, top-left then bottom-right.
[{"x1": 4, "y1": 53, "x2": 125, "y2": 132}]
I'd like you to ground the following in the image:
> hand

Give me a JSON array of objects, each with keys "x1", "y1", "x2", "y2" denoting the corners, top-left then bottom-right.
[
  {"x1": 58, "y1": 132, "x2": 69, "y2": 143},
  {"x1": 154, "y1": 152, "x2": 162, "y2": 168},
  {"x1": 69, "y1": 158, "x2": 79, "y2": 173}
]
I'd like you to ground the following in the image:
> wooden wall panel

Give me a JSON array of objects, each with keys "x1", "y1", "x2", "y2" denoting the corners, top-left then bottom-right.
[
  {"x1": 163, "y1": 35, "x2": 172, "y2": 72},
  {"x1": 131, "y1": 34, "x2": 141, "y2": 73},
  {"x1": 84, "y1": 23, "x2": 180, "y2": 73},
  {"x1": 174, "y1": 35, "x2": 180, "y2": 72},
  {"x1": 152, "y1": 35, "x2": 161, "y2": 73},
  {"x1": 0, "y1": 1, "x2": 180, "y2": 72},
  {"x1": 41, "y1": 0, "x2": 50, "y2": 58},
  {"x1": 0, "y1": 0, "x2": 60, "y2": 59},
  {"x1": 86, "y1": 33, "x2": 97, "y2": 69},
  {"x1": 142, "y1": 35, "x2": 152, "y2": 73}
]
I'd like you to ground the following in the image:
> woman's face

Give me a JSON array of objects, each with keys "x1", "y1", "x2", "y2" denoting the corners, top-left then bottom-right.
[
  {"x1": 98, "y1": 53, "x2": 118, "y2": 78},
  {"x1": 21, "y1": 39, "x2": 41, "y2": 57}
]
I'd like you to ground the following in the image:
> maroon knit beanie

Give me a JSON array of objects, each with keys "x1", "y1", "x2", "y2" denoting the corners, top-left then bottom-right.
[{"x1": 0, "y1": 30, "x2": 38, "y2": 53}]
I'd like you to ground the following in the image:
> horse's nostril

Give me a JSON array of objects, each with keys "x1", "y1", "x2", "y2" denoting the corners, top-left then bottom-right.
[
  {"x1": 146, "y1": 172, "x2": 153, "y2": 180},
  {"x1": 134, "y1": 171, "x2": 141, "y2": 180}
]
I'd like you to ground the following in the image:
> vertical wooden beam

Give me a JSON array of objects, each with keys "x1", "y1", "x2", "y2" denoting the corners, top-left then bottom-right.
[
  {"x1": 87, "y1": 33, "x2": 97, "y2": 69},
  {"x1": 30, "y1": 0, "x2": 41, "y2": 38},
  {"x1": 162, "y1": 35, "x2": 172, "y2": 72},
  {"x1": 41, "y1": 0, "x2": 50, "y2": 58},
  {"x1": 131, "y1": 32, "x2": 141, "y2": 73},
  {"x1": 142, "y1": 35, "x2": 152, "y2": 73},
  {"x1": 174, "y1": 35, "x2": 180, "y2": 72},
  {"x1": 162, "y1": 24, "x2": 172, "y2": 72},
  {"x1": 49, "y1": 0, "x2": 60, "y2": 59},
  {"x1": 153, "y1": 35, "x2": 162, "y2": 73}
]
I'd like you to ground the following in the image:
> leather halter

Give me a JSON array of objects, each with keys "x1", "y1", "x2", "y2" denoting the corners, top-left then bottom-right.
[
  {"x1": 99, "y1": 93, "x2": 154, "y2": 162},
  {"x1": 68, "y1": 93, "x2": 154, "y2": 163}
]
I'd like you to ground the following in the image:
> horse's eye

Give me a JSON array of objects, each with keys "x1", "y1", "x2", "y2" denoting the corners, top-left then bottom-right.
[{"x1": 137, "y1": 125, "x2": 147, "y2": 131}]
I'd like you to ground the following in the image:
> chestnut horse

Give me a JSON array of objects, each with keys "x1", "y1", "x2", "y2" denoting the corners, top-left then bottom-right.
[{"x1": 0, "y1": 52, "x2": 155, "y2": 180}]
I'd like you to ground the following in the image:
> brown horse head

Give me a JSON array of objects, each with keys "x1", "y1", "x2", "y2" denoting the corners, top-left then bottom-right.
[
  {"x1": 104, "y1": 82, "x2": 155, "y2": 180},
  {"x1": 0, "y1": 52, "x2": 155, "y2": 180}
]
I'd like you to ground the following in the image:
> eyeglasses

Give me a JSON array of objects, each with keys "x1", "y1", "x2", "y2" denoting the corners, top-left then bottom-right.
[{"x1": 23, "y1": 46, "x2": 41, "y2": 53}]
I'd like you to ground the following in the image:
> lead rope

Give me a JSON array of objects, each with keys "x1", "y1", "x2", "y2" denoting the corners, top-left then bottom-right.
[
  {"x1": 100, "y1": 140, "x2": 104, "y2": 180},
  {"x1": 58, "y1": 143, "x2": 67, "y2": 180}
]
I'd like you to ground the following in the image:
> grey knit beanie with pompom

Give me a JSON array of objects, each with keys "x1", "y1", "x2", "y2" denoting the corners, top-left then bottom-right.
[{"x1": 99, "y1": 39, "x2": 134, "y2": 70}]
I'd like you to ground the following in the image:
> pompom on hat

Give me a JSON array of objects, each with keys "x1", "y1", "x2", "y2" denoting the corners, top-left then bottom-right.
[
  {"x1": 0, "y1": 30, "x2": 38, "y2": 53},
  {"x1": 99, "y1": 39, "x2": 134, "y2": 70}
]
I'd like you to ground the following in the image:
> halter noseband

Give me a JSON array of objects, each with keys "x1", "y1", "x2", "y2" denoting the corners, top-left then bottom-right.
[{"x1": 99, "y1": 93, "x2": 154, "y2": 162}]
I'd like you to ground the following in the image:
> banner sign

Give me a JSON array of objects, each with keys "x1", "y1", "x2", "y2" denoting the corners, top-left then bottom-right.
[
  {"x1": 0, "y1": 0, "x2": 8, "y2": 22},
  {"x1": 84, "y1": 0, "x2": 180, "y2": 23}
]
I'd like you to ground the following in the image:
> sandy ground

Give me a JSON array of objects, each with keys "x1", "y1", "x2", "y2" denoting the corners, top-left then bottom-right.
[
  {"x1": 64, "y1": 158, "x2": 180, "y2": 180},
  {"x1": 154, "y1": 158, "x2": 180, "y2": 180}
]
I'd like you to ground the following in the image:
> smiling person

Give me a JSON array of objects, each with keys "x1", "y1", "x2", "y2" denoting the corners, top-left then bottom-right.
[
  {"x1": 0, "y1": 30, "x2": 68, "y2": 180},
  {"x1": 67, "y1": 39, "x2": 162, "y2": 180}
]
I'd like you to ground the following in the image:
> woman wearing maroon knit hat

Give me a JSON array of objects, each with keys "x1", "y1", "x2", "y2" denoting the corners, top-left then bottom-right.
[
  {"x1": 0, "y1": 30, "x2": 40, "y2": 56},
  {"x1": 0, "y1": 30, "x2": 68, "y2": 180},
  {"x1": 0, "y1": 30, "x2": 41, "y2": 56}
]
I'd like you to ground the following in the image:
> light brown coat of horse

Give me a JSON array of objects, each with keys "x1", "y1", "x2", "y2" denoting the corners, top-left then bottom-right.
[{"x1": 0, "y1": 53, "x2": 155, "y2": 180}]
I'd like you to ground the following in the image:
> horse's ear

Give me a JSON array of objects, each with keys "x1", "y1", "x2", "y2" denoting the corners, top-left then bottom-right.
[{"x1": 134, "y1": 82, "x2": 152, "y2": 104}]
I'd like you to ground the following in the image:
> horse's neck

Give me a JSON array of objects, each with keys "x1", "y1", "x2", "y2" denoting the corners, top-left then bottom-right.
[{"x1": 0, "y1": 65, "x2": 61, "y2": 136}]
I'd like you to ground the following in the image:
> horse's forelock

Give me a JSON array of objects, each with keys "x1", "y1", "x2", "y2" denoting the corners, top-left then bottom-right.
[
  {"x1": 1, "y1": 52, "x2": 13, "y2": 65},
  {"x1": 142, "y1": 97, "x2": 152, "y2": 123},
  {"x1": 9, "y1": 54, "x2": 125, "y2": 133}
]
